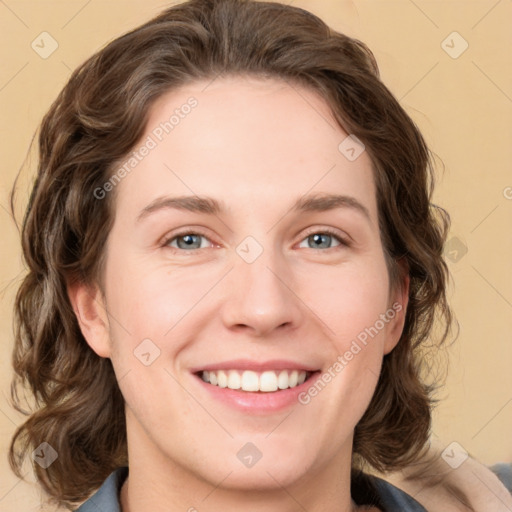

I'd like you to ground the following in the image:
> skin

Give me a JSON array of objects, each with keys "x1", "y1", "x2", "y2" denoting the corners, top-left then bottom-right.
[{"x1": 69, "y1": 76, "x2": 409, "y2": 512}]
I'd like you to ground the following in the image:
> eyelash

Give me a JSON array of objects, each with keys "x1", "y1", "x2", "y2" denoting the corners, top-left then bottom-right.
[{"x1": 161, "y1": 227, "x2": 351, "y2": 253}]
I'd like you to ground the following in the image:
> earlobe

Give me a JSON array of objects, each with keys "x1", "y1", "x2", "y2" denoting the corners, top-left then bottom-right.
[
  {"x1": 67, "y1": 279, "x2": 111, "y2": 358},
  {"x1": 383, "y1": 269, "x2": 410, "y2": 355}
]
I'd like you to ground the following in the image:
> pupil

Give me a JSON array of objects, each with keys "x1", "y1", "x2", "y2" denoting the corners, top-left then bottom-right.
[
  {"x1": 178, "y1": 234, "x2": 200, "y2": 249},
  {"x1": 312, "y1": 233, "x2": 329, "y2": 248}
]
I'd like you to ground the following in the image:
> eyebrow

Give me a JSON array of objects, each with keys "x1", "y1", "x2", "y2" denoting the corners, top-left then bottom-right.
[{"x1": 136, "y1": 193, "x2": 371, "y2": 223}]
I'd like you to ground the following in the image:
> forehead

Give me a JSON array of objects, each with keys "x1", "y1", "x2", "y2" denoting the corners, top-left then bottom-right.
[{"x1": 113, "y1": 76, "x2": 377, "y2": 222}]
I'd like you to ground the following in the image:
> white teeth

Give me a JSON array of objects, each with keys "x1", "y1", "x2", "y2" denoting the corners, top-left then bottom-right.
[
  {"x1": 227, "y1": 370, "x2": 241, "y2": 389},
  {"x1": 241, "y1": 370, "x2": 259, "y2": 391},
  {"x1": 277, "y1": 370, "x2": 289, "y2": 389},
  {"x1": 260, "y1": 371, "x2": 278, "y2": 392},
  {"x1": 217, "y1": 370, "x2": 228, "y2": 388},
  {"x1": 200, "y1": 369, "x2": 310, "y2": 392}
]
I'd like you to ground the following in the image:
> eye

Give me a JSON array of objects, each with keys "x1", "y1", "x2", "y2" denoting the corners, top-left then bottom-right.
[
  {"x1": 164, "y1": 232, "x2": 213, "y2": 251},
  {"x1": 297, "y1": 229, "x2": 350, "y2": 250},
  {"x1": 162, "y1": 228, "x2": 350, "y2": 253}
]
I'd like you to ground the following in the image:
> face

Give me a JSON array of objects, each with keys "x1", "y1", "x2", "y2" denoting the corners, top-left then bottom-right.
[{"x1": 74, "y1": 76, "x2": 408, "y2": 493}]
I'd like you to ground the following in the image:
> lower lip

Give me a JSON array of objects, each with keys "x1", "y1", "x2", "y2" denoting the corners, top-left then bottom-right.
[{"x1": 192, "y1": 372, "x2": 322, "y2": 413}]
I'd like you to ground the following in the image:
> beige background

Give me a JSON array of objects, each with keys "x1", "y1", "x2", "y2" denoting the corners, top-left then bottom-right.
[{"x1": 1, "y1": 0, "x2": 511, "y2": 510}]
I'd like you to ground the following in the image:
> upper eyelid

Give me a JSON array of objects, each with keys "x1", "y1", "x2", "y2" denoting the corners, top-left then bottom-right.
[
  {"x1": 300, "y1": 226, "x2": 351, "y2": 243},
  {"x1": 161, "y1": 228, "x2": 216, "y2": 247}
]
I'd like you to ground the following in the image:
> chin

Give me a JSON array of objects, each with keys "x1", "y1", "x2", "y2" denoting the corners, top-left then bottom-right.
[
  {"x1": 162, "y1": 441, "x2": 315, "y2": 491},
  {"x1": 206, "y1": 458, "x2": 311, "y2": 491}
]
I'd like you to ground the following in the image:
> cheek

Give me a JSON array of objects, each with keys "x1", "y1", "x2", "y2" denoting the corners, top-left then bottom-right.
[
  {"x1": 105, "y1": 259, "x2": 213, "y2": 338},
  {"x1": 301, "y1": 259, "x2": 391, "y2": 342},
  {"x1": 300, "y1": 258, "x2": 392, "y2": 405},
  {"x1": 103, "y1": 261, "x2": 222, "y2": 398}
]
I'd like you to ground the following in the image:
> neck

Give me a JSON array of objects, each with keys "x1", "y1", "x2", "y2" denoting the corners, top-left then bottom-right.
[
  {"x1": 120, "y1": 478, "x2": 362, "y2": 512},
  {"x1": 120, "y1": 412, "x2": 362, "y2": 512}
]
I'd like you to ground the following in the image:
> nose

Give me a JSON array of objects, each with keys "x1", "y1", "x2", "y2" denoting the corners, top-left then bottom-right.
[{"x1": 220, "y1": 246, "x2": 303, "y2": 338}]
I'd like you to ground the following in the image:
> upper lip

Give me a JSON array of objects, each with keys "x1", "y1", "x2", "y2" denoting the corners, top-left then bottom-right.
[{"x1": 190, "y1": 359, "x2": 320, "y2": 373}]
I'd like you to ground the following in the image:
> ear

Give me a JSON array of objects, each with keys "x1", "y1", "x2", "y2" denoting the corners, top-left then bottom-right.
[
  {"x1": 383, "y1": 259, "x2": 410, "y2": 355},
  {"x1": 67, "y1": 278, "x2": 111, "y2": 358}
]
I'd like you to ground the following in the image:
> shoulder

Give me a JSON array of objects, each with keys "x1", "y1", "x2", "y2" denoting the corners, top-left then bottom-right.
[
  {"x1": 74, "y1": 467, "x2": 128, "y2": 512},
  {"x1": 371, "y1": 476, "x2": 429, "y2": 511},
  {"x1": 382, "y1": 459, "x2": 512, "y2": 512},
  {"x1": 491, "y1": 462, "x2": 512, "y2": 494},
  {"x1": 352, "y1": 471, "x2": 428, "y2": 511}
]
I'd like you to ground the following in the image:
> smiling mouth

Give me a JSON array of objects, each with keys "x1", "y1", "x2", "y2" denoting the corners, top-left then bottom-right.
[{"x1": 195, "y1": 369, "x2": 319, "y2": 393}]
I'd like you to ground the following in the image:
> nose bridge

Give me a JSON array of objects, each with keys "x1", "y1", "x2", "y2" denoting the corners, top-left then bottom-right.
[{"x1": 220, "y1": 235, "x2": 301, "y2": 335}]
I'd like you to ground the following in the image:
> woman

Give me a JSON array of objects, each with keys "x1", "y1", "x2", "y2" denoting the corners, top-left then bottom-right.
[{"x1": 9, "y1": 0, "x2": 507, "y2": 510}]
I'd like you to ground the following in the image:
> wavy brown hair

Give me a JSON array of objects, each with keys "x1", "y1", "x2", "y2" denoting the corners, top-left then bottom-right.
[{"x1": 9, "y1": 0, "x2": 453, "y2": 508}]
